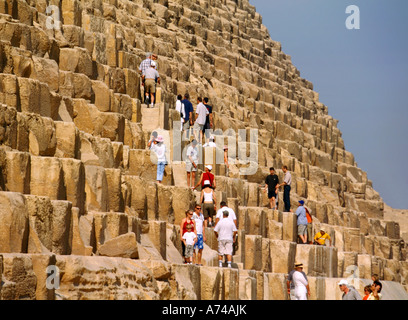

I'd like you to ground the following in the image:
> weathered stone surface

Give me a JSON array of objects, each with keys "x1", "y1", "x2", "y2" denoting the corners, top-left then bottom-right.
[
  {"x1": 0, "y1": 254, "x2": 37, "y2": 300},
  {"x1": 30, "y1": 156, "x2": 65, "y2": 200},
  {"x1": 98, "y1": 232, "x2": 138, "y2": 259},
  {"x1": 0, "y1": 0, "x2": 408, "y2": 301},
  {"x1": 0, "y1": 192, "x2": 29, "y2": 253}
]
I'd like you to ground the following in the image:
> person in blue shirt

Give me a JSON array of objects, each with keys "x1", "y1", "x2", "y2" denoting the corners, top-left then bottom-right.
[
  {"x1": 295, "y1": 200, "x2": 308, "y2": 244},
  {"x1": 181, "y1": 93, "x2": 194, "y2": 140}
]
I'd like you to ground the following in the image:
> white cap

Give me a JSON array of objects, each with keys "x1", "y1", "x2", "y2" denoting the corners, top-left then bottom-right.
[
  {"x1": 151, "y1": 61, "x2": 156, "y2": 67},
  {"x1": 339, "y1": 279, "x2": 349, "y2": 286},
  {"x1": 205, "y1": 165, "x2": 212, "y2": 171}
]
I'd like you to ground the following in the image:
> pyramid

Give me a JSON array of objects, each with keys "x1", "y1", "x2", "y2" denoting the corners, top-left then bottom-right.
[{"x1": 0, "y1": 0, "x2": 407, "y2": 300}]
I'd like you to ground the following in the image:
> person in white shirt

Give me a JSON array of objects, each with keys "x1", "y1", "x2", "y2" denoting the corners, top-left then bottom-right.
[
  {"x1": 192, "y1": 204, "x2": 207, "y2": 266},
  {"x1": 292, "y1": 262, "x2": 310, "y2": 300},
  {"x1": 215, "y1": 201, "x2": 237, "y2": 227},
  {"x1": 175, "y1": 94, "x2": 185, "y2": 131},
  {"x1": 147, "y1": 135, "x2": 166, "y2": 183},
  {"x1": 194, "y1": 97, "x2": 209, "y2": 144},
  {"x1": 186, "y1": 139, "x2": 199, "y2": 188},
  {"x1": 214, "y1": 210, "x2": 237, "y2": 268},
  {"x1": 182, "y1": 224, "x2": 197, "y2": 264}
]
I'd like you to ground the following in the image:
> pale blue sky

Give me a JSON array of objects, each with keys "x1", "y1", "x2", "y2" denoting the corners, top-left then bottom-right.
[{"x1": 250, "y1": 0, "x2": 408, "y2": 209}]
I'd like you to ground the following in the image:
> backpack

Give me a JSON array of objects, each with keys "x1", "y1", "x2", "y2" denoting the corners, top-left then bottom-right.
[{"x1": 305, "y1": 207, "x2": 312, "y2": 223}]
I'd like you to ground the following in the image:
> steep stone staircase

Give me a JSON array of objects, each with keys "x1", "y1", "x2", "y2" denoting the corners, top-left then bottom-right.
[{"x1": 0, "y1": 0, "x2": 407, "y2": 300}]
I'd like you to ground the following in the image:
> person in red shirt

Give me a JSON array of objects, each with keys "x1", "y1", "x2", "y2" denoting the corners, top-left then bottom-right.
[
  {"x1": 193, "y1": 165, "x2": 216, "y2": 190},
  {"x1": 180, "y1": 210, "x2": 196, "y2": 264}
]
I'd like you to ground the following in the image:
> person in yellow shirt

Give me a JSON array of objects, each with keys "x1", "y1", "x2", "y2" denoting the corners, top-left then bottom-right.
[{"x1": 313, "y1": 229, "x2": 332, "y2": 246}]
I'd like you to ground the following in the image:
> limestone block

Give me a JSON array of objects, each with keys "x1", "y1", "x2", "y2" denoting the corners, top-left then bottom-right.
[
  {"x1": 128, "y1": 149, "x2": 172, "y2": 185},
  {"x1": 266, "y1": 218, "x2": 283, "y2": 240},
  {"x1": 0, "y1": 192, "x2": 29, "y2": 253},
  {"x1": 146, "y1": 181, "x2": 158, "y2": 221},
  {"x1": 124, "y1": 120, "x2": 145, "y2": 149},
  {"x1": 61, "y1": 0, "x2": 82, "y2": 26},
  {"x1": 246, "y1": 183, "x2": 259, "y2": 207},
  {"x1": 170, "y1": 264, "x2": 200, "y2": 300},
  {"x1": 4, "y1": 151, "x2": 30, "y2": 194},
  {"x1": 221, "y1": 268, "x2": 239, "y2": 300},
  {"x1": 384, "y1": 221, "x2": 400, "y2": 240},
  {"x1": 32, "y1": 55, "x2": 59, "y2": 92},
  {"x1": 105, "y1": 168, "x2": 124, "y2": 213},
  {"x1": 147, "y1": 220, "x2": 167, "y2": 260},
  {"x1": 295, "y1": 245, "x2": 338, "y2": 278},
  {"x1": 55, "y1": 121, "x2": 79, "y2": 159},
  {"x1": 54, "y1": 256, "x2": 159, "y2": 299},
  {"x1": 26, "y1": 113, "x2": 57, "y2": 156},
  {"x1": 368, "y1": 218, "x2": 385, "y2": 237},
  {"x1": 59, "y1": 71, "x2": 91, "y2": 100},
  {"x1": 84, "y1": 165, "x2": 109, "y2": 212},
  {"x1": 171, "y1": 162, "x2": 188, "y2": 188},
  {"x1": 51, "y1": 200, "x2": 72, "y2": 255},
  {"x1": 30, "y1": 156, "x2": 65, "y2": 200},
  {"x1": 269, "y1": 240, "x2": 296, "y2": 274},
  {"x1": 244, "y1": 234, "x2": 262, "y2": 271},
  {"x1": 157, "y1": 184, "x2": 174, "y2": 222},
  {"x1": 122, "y1": 175, "x2": 147, "y2": 219},
  {"x1": 0, "y1": 74, "x2": 18, "y2": 108},
  {"x1": 347, "y1": 181, "x2": 366, "y2": 197},
  {"x1": 17, "y1": 77, "x2": 40, "y2": 114},
  {"x1": 59, "y1": 46, "x2": 92, "y2": 78},
  {"x1": 91, "y1": 80, "x2": 111, "y2": 112},
  {"x1": 71, "y1": 207, "x2": 93, "y2": 256},
  {"x1": 356, "y1": 199, "x2": 384, "y2": 219},
  {"x1": 0, "y1": 254, "x2": 36, "y2": 300},
  {"x1": 263, "y1": 273, "x2": 287, "y2": 300},
  {"x1": 200, "y1": 266, "x2": 222, "y2": 300},
  {"x1": 78, "y1": 214, "x2": 95, "y2": 252},
  {"x1": 92, "y1": 212, "x2": 128, "y2": 251},
  {"x1": 357, "y1": 254, "x2": 372, "y2": 280},
  {"x1": 25, "y1": 195, "x2": 53, "y2": 252},
  {"x1": 281, "y1": 211, "x2": 297, "y2": 242},
  {"x1": 204, "y1": 227, "x2": 218, "y2": 252},
  {"x1": 112, "y1": 93, "x2": 133, "y2": 121},
  {"x1": 261, "y1": 238, "x2": 272, "y2": 272},
  {"x1": 337, "y1": 251, "x2": 358, "y2": 279},
  {"x1": 31, "y1": 253, "x2": 57, "y2": 300},
  {"x1": 238, "y1": 270, "x2": 257, "y2": 300},
  {"x1": 123, "y1": 68, "x2": 140, "y2": 99},
  {"x1": 343, "y1": 228, "x2": 362, "y2": 253},
  {"x1": 246, "y1": 207, "x2": 266, "y2": 237},
  {"x1": 59, "y1": 158, "x2": 85, "y2": 214},
  {"x1": 98, "y1": 232, "x2": 138, "y2": 259}
]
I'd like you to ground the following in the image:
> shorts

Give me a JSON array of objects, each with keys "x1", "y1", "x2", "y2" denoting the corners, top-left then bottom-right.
[
  {"x1": 185, "y1": 244, "x2": 194, "y2": 258},
  {"x1": 298, "y1": 224, "x2": 307, "y2": 235},
  {"x1": 202, "y1": 202, "x2": 215, "y2": 219},
  {"x1": 145, "y1": 79, "x2": 156, "y2": 93},
  {"x1": 194, "y1": 234, "x2": 204, "y2": 250},
  {"x1": 218, "y1": 240, "x2": 233, "y2": 256},
  {"x1": 268, "y1": 189, "x2": 277, "y2": 199},
  {"x1": 183, "y1": 121, "x2": 190, "y2": 131},
  {"x1": 186, "y1": 162, "x2": 197, "y2": 172},
  {"x1": 194, "y1": 122, "x2": 204, "y2": 132}
]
